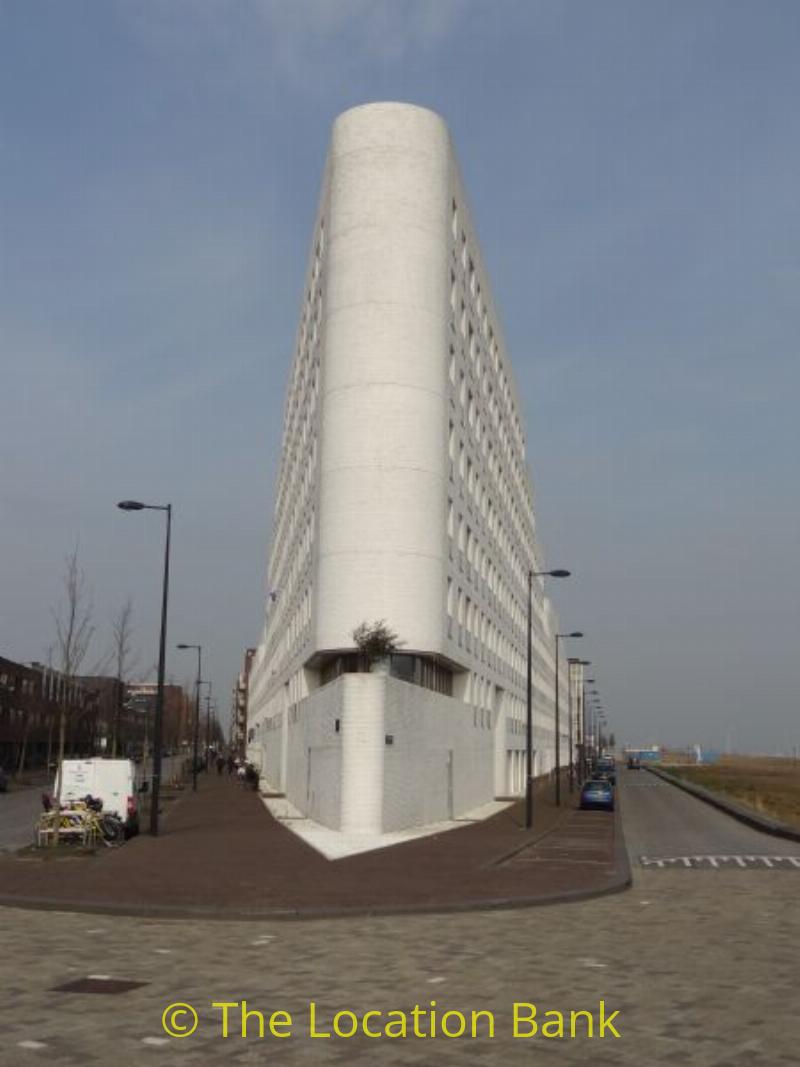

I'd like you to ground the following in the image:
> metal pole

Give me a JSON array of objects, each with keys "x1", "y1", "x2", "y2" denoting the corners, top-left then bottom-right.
[
  {"x1": 150, "y1": 504, "x2": 171, "y2": 836},
  {"x1": 577, "y1": 681, "x2": 584, "y2": 785},
  {"x1": 554, "y1": 634, "x2": 561, "y2": 806},
  {"x1": 525, "y1": 569, "x2": 534, "y2": 829},
  {"x1": 208, "y1": 691, "x2": 214, "y2": 768},
  {"x1": 583, "y1": 688, "x2": 590, "y2": 776},
  {"x1": 192, "y1": 648, "x2": 201, "y2": 791},
  {"x1": 567, "y1": 661, "x2": 574, "y2": 794}
]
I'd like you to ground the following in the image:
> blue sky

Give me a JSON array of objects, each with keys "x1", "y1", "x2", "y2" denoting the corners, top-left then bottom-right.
[{"x1": 1, "y1": 1, "x2": 798, "y2": 751}]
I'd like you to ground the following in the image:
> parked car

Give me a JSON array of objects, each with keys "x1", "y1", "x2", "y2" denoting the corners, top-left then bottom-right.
[
  {"x1": 0, "y1": 765, "x2": 7, "y2": 793},
  {"x1": 596, "y1": 756, "x2": 617, "y2": 784},
  {"x1": 53, "y1": 758, "x2": 139, "y2": 837},
  {"x1": 627, "y1": 755, "x2": 641, "y2": 770},
  {"x1": 580, "y1": 778, "x2": 615, "y2": 811}
]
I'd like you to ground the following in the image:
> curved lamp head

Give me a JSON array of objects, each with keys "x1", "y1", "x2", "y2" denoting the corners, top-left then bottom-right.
[
  {"x1": 117, "y1": 500, "x2": 145, "y2": 511},
  {"x1": 547, "y1": 569, "x2": 570, "y2": 578}
]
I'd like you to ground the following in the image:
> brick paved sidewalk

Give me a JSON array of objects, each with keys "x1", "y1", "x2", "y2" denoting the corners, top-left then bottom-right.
[{"x1": 0, "y1": 773, "x2": 628, "y2": 918}]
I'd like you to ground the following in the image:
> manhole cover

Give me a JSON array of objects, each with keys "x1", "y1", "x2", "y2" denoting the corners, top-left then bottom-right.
[{"x1": 52, "y1": 978, "x2": 148, "y2": 995}]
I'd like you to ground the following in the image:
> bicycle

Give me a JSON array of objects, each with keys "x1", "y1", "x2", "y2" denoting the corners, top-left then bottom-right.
[{"x1": 37, "y1": 795, "x2": 125, "y2": 848}]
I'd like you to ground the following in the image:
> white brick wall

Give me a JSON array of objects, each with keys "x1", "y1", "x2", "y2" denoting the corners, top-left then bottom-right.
[{"x1": 382, "y1": 676, "x2": 494, "y2": 832}]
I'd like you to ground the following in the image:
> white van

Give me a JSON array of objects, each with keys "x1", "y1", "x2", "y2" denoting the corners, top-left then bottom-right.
[{"x1": 54, "y1": 758, "x2": 139, "y2": 837}]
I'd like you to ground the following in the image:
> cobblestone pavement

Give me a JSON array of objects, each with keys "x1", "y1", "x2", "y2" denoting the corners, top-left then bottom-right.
[
  {"x1": 3, "y1": 865, "x2": 798, "y2": 1066},
  {"x1": 2, "y1": 768, "x2": 798, "y2": 1066}
]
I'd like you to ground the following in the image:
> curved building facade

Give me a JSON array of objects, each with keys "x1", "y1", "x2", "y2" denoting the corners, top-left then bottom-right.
[{"x1": 247, "y1": 103, "x2": 569, "y2": 836}]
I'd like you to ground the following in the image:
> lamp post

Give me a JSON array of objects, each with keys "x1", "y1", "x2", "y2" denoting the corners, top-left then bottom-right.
[
  {"x1": 526, "y1": 568, "x2": 571, "y2": 830},
  {"x1": 568, "y1": 658, "x2": 591, "y2": 790},
  {"x1": 117, "y1": 500, "x2": 171, "y2": 836},
  {"x1": 577, "y1": 668, "x2": 593, "y2": 782},
  {"x1": 176, "y1": 644, "x2": 202, "y2": 792},
  {"x1": 584, "y1": 687, "x2": 597, "y2": 772},
  {"x1": 554, "y1": 632, "x2": 583, "y2": 805},
  {"x1": 208, "y1": 682, "x2": 214, "y2": 768},
  {"x1": 589, "y1": 699, "x2": 604, "y2": 761},
  {"x1": 197, "y1": 680, "x2": 210, "y2": 770}
]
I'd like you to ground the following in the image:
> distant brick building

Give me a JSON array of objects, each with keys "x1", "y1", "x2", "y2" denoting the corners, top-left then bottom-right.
[
  {"x1": 125, "y1": 682, "x2": 191, "y2": 755},
  {"x1": 0, "y1": 655, "x2": 102, "y2": 773}
]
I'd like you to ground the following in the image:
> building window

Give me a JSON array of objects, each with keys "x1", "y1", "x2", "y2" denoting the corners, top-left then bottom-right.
[{"x1": 389, "y1": 654, "x2": 453, "y2": 697}]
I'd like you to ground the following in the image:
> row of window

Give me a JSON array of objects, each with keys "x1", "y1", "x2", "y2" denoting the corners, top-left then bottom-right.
[
  {"x1": 448, "y1": 331, "x2": 535, "y2": 570},
  {"x1": 0, "y1": 673, "x2": 35, "y2": 694},
  {"x1": 269, "y1": 217, "x2": 326, "y2": 589},
  {"x1": 319, "y1": 653, "x2": 454, "y2": 697},
  {"x1": 448, "y1": 200, "x2": 536, "y2": 551},
  {"x1": 450, "y1": 201, "x2": 527, "y2": 464}
]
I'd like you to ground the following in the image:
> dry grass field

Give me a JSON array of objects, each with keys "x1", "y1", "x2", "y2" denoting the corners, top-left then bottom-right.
[{"x1": 665, "y1": 755, "x2": 800, "y2": 828}]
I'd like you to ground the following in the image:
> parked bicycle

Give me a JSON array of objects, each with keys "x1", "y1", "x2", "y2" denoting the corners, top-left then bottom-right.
[{"x1": 37, "y1": 793, "x2": 125, "y2": 847}]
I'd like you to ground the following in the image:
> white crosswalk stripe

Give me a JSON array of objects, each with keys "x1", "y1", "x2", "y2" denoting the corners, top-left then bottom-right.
[{"x1": 640, "y1": 854, "x2": 800, "y2": 869}]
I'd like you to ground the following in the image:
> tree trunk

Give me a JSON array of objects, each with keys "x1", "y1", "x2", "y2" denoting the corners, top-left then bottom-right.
[
  {"x1": 52, "y1": 706, "x2": 67, "y2": 849},
  {"x1": 16, "y1": 716, "x2": 30, "y2": 776}
]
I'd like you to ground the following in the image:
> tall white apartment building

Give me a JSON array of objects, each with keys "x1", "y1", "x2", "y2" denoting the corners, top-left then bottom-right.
[{"x1": 247, "y1": 102, "x2": 569, "y2": 836}]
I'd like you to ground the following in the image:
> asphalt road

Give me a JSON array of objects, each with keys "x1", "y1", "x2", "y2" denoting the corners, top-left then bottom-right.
[
  {"x1": 0, "y1": 785, "x2": 43, "y2": 851},
  {"x1": 1, "y1": 763, "x2": 799, "y2": 1066},
  {"x1": 619, "y1": 764, "x2": 800, "y2": 863},
  {"x1": 0, "y1": 757, "x2": 189, "y2": 854}
]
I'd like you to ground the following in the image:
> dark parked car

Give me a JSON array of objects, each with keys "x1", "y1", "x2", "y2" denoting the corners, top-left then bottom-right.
[
  {"x1": 627, "y1": 756, "x2": 641, "y2": 770},
  {"x1": 580, "y1": 778, "x2": 614, "y2": 811},
  {"x1": 595, "y1": 756, "x2": 616, "y2": 784},
  {"x1": 0, "y1": 766, "x2": 7, "y2": 793}
]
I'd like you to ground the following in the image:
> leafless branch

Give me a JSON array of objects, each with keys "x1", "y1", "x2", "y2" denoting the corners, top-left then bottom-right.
[{"x1": 51, "y1": 544, "x2": 95, "y2": 679}]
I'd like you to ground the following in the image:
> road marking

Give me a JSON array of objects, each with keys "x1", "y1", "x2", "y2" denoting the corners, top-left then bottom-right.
[
  {"x1": 640, "y1": 855, "x2": 800, "y2": 869},
  {"x1": 142, "y1": 1037, "x2": 171, "y2": 1046},
  {"x1": 428, "y1": 976, "x2": 446, "y2": 984},
  {"x1": 578, "y1": 958, "x2": 607, "y2": 968},
  {"x1": 18, "y1": 1041, "x2": 49, "y2": 1050}
]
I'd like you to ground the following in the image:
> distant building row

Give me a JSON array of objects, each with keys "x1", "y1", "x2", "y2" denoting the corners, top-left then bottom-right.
[{"x1": 0, "y1": 653, "x2": 190, "y2": 774}]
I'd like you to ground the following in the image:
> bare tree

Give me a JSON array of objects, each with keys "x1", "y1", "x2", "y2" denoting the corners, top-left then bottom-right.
[
  {"x1": 110, "y1": 597, "x2": 138, "y2": 757},
  {"x1": 51, "y1": 546, "x2": 95, "y2": 836}
]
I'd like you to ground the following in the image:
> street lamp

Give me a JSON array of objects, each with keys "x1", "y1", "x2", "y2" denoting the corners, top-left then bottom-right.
[
  {"x1": 526, "y1": 568, "x2": 571, "y2": 830},
  {"x1": 577, "y1": 670, "x2": 594, "y2": 782},
  {"x1": 117, "y1": 499, "x2": 172, "y2": 836},
  {"x1": 554, "y1": 631, "x2": 583, "y2": 806},
  {"x1": 568, "y1": 658, "x2": 591, "y2": 790},
  {"x1": 176, "y1": 644, "x2": 202, "y2": 792},
  {"x1": 199, "y1": 682, "x2": 211, "y2": 768},
  {"x1": 585, "y1": 689, "x2": 600, "y2": 769},
  {"x1": 205, "y1": 685, "x2": 213, "y2": 767}
]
